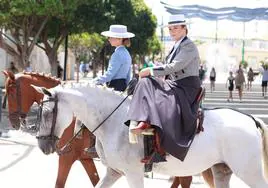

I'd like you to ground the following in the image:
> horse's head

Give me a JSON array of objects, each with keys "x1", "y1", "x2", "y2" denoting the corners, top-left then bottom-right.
[
  {"x1": 2, "y1": 71, "x2": 60, "y2": 130},
  {"x1": 31, "y1": 85, "x2": 73, "y2": 155}
]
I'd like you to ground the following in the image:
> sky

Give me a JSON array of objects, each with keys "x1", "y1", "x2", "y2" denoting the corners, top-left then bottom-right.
[{"x1": 144, "y1": 0, "x2": 268, "y2": 40}]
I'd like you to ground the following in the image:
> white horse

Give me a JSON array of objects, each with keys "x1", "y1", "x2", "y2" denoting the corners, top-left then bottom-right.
[{"x1": 32, "y1": 84, "x2": 268, "y2": 188}]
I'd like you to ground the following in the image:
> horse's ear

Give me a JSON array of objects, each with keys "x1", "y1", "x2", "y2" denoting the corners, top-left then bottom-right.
[
  {"x1": 31, "y1": 85, "x2": 52, "y2": 97},
  {"x1": 2, "y1": 70, "x2": 15, "y2": 80}
]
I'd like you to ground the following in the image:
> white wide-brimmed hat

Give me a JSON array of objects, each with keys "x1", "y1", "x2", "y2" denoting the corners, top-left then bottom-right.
[
  {"x1": 164, "y1": 14, "x2": 189, "y2": 27},
  {"x1": 101, "y1": 25, "x2": 135, "y2": 38}
]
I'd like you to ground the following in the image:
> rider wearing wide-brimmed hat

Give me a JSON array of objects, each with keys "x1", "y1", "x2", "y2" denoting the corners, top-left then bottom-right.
[
  {"x1": 125, "y1": 14, "x2": 201, "y2": 162},
  {"x1": 94, "y1": 25, "x2": 135, "y2": 91}
]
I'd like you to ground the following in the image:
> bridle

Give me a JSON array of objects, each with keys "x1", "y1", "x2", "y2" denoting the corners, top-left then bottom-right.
[
  {"x1": 35, "y1": 95, "x2": 59, "y2": 142},
  {"x1": 6, "y1": 78, "x2": 27, "y2": 122},
  {"x1": 35, "y1": 78, "x2": 138, "y2": 154}
]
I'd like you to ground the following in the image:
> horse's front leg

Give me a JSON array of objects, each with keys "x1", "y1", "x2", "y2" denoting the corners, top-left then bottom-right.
[
  {"x1": 95, "y1": 167, "x2": 122, "y2": 188},
  {"x1": 80, "y1": 158, "x2": 99, "y2": 186},
  {"x1": 125, "y1": 170, "x2": 144, "y2": 188},
  {"x1": 55, "y1": 154, "x2": 76, "y2": 188}
]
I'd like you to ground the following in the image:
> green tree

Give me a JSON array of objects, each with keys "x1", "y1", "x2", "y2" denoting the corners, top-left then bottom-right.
[
  {"x1": 239, "y1": 60, "x2": 248, "y2": 69},
  {"x1": 0, "y1": 0, "x2": 159, "y2": 77},
  {"x1": 98, "y1": 0, "x2": 158, "y2": 71},
  {"x1": 147, "y1": 34, "x2": 162, "y2": 61},
  {"x1": 0, "y1": 0, "x2": 104, "y2": 75},
  {"x1": 0, "y1": 0, "x2": 50, "y2": 69},
  {"x1": 37, "y1": 0, "x2": 98, "y2": 76},
  {"x1": 69, "y1": 32, "x2": 105, "y2": 79}
]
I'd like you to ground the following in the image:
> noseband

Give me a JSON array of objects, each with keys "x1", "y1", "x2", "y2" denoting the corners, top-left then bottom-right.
[{"x1": 36, "y1": 96, "x2": 59, "y2": 142}]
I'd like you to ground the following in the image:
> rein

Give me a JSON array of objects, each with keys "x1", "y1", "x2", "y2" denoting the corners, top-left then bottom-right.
[{"x1": 57, "y1": 79, "x2": 137, "y2": 154}]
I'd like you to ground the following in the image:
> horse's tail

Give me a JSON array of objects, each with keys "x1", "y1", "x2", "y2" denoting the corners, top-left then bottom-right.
[{"x1": 257, "y1": 118, "x2": 268, "y2": 181}]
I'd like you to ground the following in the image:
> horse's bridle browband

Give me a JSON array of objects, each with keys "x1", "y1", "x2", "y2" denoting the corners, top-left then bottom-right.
[{"x1": 36, "y1": 96, "x2": 59, "y2": 141}]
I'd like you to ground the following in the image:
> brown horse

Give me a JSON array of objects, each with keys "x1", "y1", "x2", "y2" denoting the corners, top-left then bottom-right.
[{"x1": 3, "y1": 71, "x2": 99, "y2": 188}]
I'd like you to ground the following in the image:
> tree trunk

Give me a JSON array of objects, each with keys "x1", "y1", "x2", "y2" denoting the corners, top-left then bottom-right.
[
  {"x1": 47, "y1": 52, "x2": 58, "y2": 76},
  {"x1": 132, "y1": 55, "x2": 136, "y2": 76},
  {"x1": 76, "y1": 58, "x2": 79, "y2": 82}
]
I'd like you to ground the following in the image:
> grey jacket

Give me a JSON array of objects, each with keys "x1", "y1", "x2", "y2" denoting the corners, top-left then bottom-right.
[{"x1": 152, "y1": 37, "x2": 200, "y2": 80}]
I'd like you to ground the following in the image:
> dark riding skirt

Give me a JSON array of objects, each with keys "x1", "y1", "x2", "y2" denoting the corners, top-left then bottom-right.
[
  {"x1": 107, "y1": 79, "x2": 127, "y2": 92},
  {"x1": 125, "y1": 76, "x2": 201, "y2": 161}
]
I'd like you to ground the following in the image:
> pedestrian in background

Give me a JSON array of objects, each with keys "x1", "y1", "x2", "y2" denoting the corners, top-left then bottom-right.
[
  {"x1": 8, "y1": 61, "x2": 19, "y2": 74},
  {"x1": 235, "y1": 65, "x2": 245, "y2": 102},
  {"x1": 79, "y1": 61, "x2": 87, "y2": 78},
  {"x1": 209, "y1": 67, "x2": 216, "y2": 92},
  {"x1": 57, "y1": 60, "x2": 63, "y2": 79},
  {"x1": 247, "y1": 67, "x2": 254, "y2": 90},
  {"x1": 226, "y1": 71, "x2": 234, "y2": 102},
  {"x1": 199, "y1": 65, "x2": 205, "y2": 85},
  {"x1": 260, "y1": 64, "x2": 268, "y2": 98}
]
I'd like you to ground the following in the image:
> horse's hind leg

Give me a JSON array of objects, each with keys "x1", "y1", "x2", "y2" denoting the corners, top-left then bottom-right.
[
  {"x1": 170, "y1": 176, "x2": 192, "y2": 188},
  {"x1": 211, "y1": 163, "x2": 232, "y2": 188},
  {"x1": 229, "y1": 157, "x2": 268, "y2": 188},
  {"x1": 202, "y1": 168, "x2": 215, "y2": 188},
  {"x1": 80, "y1": 159, "x2": 99, "y2": 186},
  {"x1": 95, "y1": 167, "x2": 122, "y2": 188},
  {"x1": 224, "y1": 140, "x2": 268, "y2": 187}
]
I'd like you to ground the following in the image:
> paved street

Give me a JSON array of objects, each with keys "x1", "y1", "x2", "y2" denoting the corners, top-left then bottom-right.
[{"x1": 0, "y1": 82, "x2": 267, "y2": 187}]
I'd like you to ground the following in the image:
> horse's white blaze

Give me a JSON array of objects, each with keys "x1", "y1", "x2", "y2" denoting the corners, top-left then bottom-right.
[{"x1": 35, "y1": 85, "x2": 268, "y2": 188}]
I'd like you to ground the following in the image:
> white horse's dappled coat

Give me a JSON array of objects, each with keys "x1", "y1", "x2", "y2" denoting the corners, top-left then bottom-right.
[{"x1": 34, "y1": 84, "x2": 268, "y2": 188}]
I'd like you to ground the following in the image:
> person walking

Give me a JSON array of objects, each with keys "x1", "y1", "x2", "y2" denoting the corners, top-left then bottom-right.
[
  {"x1": 126, "y1": 14, "x2": 201, "y2": 163},
  {"x1": 93, "y1": 24, "x2": 134, "y2": 91},
  {"x1": 209, "y1": 67, "x2": 216, "y2": 92},
  {"x1": 247, "y1": 67, "x2": 254, "y2": 90},
  {"x1": 199, "y1": 65, "x2": 205, "y2": 85},
  {"x1": 8, "y1": 61, "x2": 19, "y2": 74},
  {"x1": 260, "y1": 64, "x2": 268, "y2": 98},
  {"x1": 57, "y1": 60, "x2": 63, "y2": 79},
  {"x1": 235, "y1": 65, "x2": 245, "y2": 102},
  {"x1": 226, "y1": 71, "x2": 235, "y2": 102}
]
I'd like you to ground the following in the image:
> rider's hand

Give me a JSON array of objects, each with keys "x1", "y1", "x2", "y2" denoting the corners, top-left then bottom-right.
[
  {"x1": 92, "y1": 78, "x2": 103, "y2": 85},
  {"x1": 139, "y1": 68, "x2": 151, "y2": 78}
]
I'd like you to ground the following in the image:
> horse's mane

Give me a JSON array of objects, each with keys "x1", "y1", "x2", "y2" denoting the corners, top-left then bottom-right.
[
  {"x1": 19, "y1": 71, "x2": 61, "y2": 84},
  {"x1": 63, "y1": 82, "x2": 130, "y2": 99}
]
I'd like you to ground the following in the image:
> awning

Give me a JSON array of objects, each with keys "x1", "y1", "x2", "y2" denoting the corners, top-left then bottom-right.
[{"x1": 161, "y1": 1, "x2": 268, "y2": 22}]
